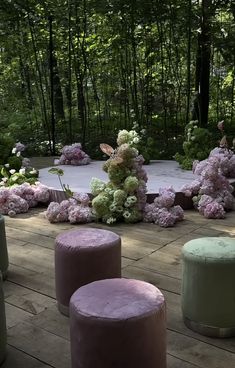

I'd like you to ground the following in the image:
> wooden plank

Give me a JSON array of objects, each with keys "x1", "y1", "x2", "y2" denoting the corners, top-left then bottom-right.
[
  {"x1": 7, "y1": 242, "x2": 54, "y2": 275},
  {"x1": 121, "y1": 257, "x2": 135, "y2": 268},
  {"x1": 6, "y1": 227, "x2": 56, "y2": 250},
  {"x1": 167, "y1": 330, "x2": 235, "y2": 368},
  {"x1": 7, "y1": 321, "x2": 71, "y2": 368},
  {"x1": 167, "y1": 354, "x2": 200, "y2": 368},
  {"x1": 29, "y1": 305, "x2": 70, "y2": 340},
  {"x1": 2, "y1": 345, "x2": 52, "y2": 368},
  {"x1": 122, "y1": 265, "x2": 181, "y2": 294},
  {"x1": 3, "y1": 281, "x2": 56, "y2": 315},
  {"x1": 7, "y1": 264, "x2": 56, "y2": 298},
  {"x1": 133, "y1": 249, "x2": 182, "y2": 279},
  {"x1": 5, "y1": 303, "x2": 33, "y2": 328}
]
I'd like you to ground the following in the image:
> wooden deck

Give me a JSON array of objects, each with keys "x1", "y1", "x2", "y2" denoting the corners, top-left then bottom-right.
[{"x1": 2, "y1": 207, "x2": 235, "y2": 367}]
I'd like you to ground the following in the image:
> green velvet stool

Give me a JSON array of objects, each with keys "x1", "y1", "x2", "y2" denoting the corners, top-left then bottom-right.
[
  {"x1": 0, "y1": 215, "x2": 8, "y2": 280},
  {"x1": 182, "y1": 237, "x2": 235, "y2": 337},
  {"x1": 0, "y1": 273, "x2": 7, "y2": 365}
]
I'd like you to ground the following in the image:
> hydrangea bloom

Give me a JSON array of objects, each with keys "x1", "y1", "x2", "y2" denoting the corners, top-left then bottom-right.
[
  {"x1": 58, "y1": 143, "x2": 91, "y2": 166},
  {"x1": 181, "y1": 155, "x2": 234, "y2": 219},
  {"x1": 209, "y1": 147, "x2": 235, "y2": 178},
  {"x1": 143, "y1": 187, "x2": 184, "y2": 227},
  {"x1": 45, "y1": 195, "x2": 92, "y2": 224},
  {"x1": 0, "y1": 183, "x2": 50, "y2": 216},
  {"x1": 91, "y1": 130, "x2": 147, "y2": 224},
  {"x1": 13, "y1": 142, "x2": 26, "y2": 154}
]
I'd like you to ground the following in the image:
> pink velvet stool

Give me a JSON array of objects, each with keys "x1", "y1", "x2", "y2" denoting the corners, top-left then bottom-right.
[
  {"x1": 55, "y1": 228, "x2": 121, "y2": 316},
  {"x1": 70, "y1": 278, "x2": 166, "y2": 368}
]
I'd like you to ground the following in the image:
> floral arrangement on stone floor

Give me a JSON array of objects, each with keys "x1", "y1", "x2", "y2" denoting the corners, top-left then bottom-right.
[
  {"x1": 45, "y1": 168, "x2": 93, "y2": 224},
  {"x1": 57, "y1": 143, "x2": 91, "y2": 166},
  {"x1": 0, "y1": 142, "x2": 38, "y2": 187},
  {"x1": 208, "y1": 120, "x2": 235, "y2": 178},
  {"x1": 143, "y1": 187, "x2": 184, "y2": 227},
  {"x1": 180, "y1": 120, "x2": 235, "y2": 219},
  {"x1": 181, "y1": 156, "x2": 234, "y2": 219},
  {"x1": 175, "y1": 120, "x2": 213, "y2": 170},
  {"x1": 0, "y1": 183, "x2": 50, "y2": 217},
  {"x1": 91, "y1": 130, "x2": 147, "y2": 224}
]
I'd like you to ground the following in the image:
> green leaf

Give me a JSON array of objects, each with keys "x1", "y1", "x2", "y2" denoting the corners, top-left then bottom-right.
[
  {"x1": 48, "y1": 168, "x2": 64, "y2": 176},
  {"x1": 63, "y1": 184, "x2": 73, "y2": 198}
]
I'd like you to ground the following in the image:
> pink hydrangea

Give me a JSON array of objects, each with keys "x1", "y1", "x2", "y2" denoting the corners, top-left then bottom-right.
[
  {"x1": 143, "y1": 187, "x2": 184, "y2": 227},
  {"x1": 0, "y1": 183, "x2": 50, "y2": 216},
  {"x1": 45, "y1": 193, "x2": 92, "y2": 224},
  {"x1": 181, "y1": 155, "x2": 234, "y2": 219},
  {"x1": 0, "y1": 188, "x2": 29, "y2": 215},
  {"x1": 58, "y1": 143, "x2": 91, "y2": 166}
]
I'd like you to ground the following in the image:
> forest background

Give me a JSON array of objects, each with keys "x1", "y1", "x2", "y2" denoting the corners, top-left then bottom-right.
[{"x1": 0, "y1": 0, "x2": 234, "y2": 160}]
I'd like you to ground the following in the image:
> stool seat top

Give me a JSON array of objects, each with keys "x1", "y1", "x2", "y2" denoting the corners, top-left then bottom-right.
[
  {"x1": 56, "y1": 228, "x2": 120, "y2": 249},
  {"x1": 70, "y1": 278, "x2": 164, "y2": 320},
  {"x1": 183, "y1": 237, "x2": 235, "y2": 262}
]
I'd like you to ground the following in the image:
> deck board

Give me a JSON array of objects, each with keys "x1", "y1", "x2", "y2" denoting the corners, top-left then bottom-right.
[{"x1": 1, "y1": 207, "x2": 235, "y2": 367}]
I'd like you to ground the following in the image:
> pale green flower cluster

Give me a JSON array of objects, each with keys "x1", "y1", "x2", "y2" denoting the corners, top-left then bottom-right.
[
  {"x1": 90, "y1": 130, "x2": 147, "y2": 224},
  {"x1": 117, "y1": 130, "x2": 140, "y2": 146}
]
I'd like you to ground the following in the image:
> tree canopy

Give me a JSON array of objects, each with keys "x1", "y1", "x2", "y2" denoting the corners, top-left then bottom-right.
[{"x1": 0, "y1": 0, "x2": 234, "y2": 157}]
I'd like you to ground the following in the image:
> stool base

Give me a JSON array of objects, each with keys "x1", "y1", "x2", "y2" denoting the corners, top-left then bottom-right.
[
  {"x1": 57, "y1": 302, "x2": 69, "y2": 317},
  {"x1": 2, "y1": 271, "x2": 7, "y2": 281},
  {"x1": 184, "y1": 316, "x2": 235, "y2": 338}
]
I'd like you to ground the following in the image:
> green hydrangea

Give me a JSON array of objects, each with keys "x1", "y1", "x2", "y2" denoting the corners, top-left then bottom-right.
[
  {"x1": 124, "y1": 176, "x2": 139, "y2": 192},
  {"x1": 92, "y1": 193, "x2": 111, "y2": 217},
  {"x1": 113, "y1": 189, "x2": 127, "y2": 204},
  {"x1": 175, "y1": 120, "x2": 213, "y2": 170},
  {"x1": 90, "y1": 129, "x2": 147, "y2": 224},
  {"x1": 90, "y1": 178, "x2": 106, "y2": 196}
]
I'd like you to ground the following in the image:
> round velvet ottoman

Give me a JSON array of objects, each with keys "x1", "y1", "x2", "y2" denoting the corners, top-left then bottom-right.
[
  {"x1": 0, "y1": 274, "x2": 7, "y2": 364},
  {"x1": 55, "y1": 228, "x2": 121, "y2": 316},
  {"x1": 70, "y1": 278, "x2": 166, "y2": 368},
  {"x1": 182, "y1": 237, "x2": 235, "y2": 337},
  {"x1": 0, "y1": 215, "x2": 9, "y2": 280}
]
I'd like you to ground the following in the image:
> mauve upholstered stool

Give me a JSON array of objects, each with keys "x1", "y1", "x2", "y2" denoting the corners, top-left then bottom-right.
[
  {"x1": 182, "y1": 237, "x2": 235, "y2": 337},
  {"x1": 55, "y1": 228, "x2": 121, "y2": 316},
  {"x1": 0, "y1": 215, "x2": 9, "y2": 280},
  {"x1": 0, "y1": 273, "x2": 7, "y2": 365},
  {"x1": 70, "y1": 278, "x2": 166, "y2": 368}
]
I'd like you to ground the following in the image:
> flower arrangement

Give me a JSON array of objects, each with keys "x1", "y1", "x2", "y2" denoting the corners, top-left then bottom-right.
[
  {"x1": 207, "y1": 120, "x2": 235, "y2": 178},
  {"x1": 58, "y1": 143, "x2": 91, "y2": 166},
  {"x1": 143, "y1": 187, "x2": 184, "y2": 227},
  {"x1": 45, "y1": 194, "x2": 93, "y2": 224},
  {"x1": 0, "y1": 183, "x2": 50, "y2": 217},
  {"x1": 91, "y1": 130, "x2": 147, "y2": 224},
  {"x1": 0, "y1": 142, "x2": 38, "y2": 187},
  {"x1": 175, "y1": 120, "x2": 212, "y2": 170},
  {"x1": 45, "y1": 167, "x2": 93, "y2": 224},
  {"x1": 181, "y1": 156, "x2": 234, "y2": 218}
]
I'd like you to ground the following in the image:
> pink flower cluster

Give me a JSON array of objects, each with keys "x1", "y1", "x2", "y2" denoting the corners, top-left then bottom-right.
[
  {"x1": 181, "y1": 156, "x2": 234, "y2": 218},
  {"x1": 58, "y1": 143, "x2": 91, "y2": 166},
  {"x1": 143, "y1": 187, "x2": 184, "y2": 227},
  {"x1": 45, "y1": 193, "x2": 92, "y2": 224},
  {"x1": 15, "y1": 142, "x2": 26, "y2": 153},
  {"x1": 132, "y1": 154, "x2": 148, "y2": 211},
  {"x1": 209, "y1": 147, "x2": 235, "y2": 178},
  {"x1": 0, "y1": 183, "x2": 50, "y2": 217}
]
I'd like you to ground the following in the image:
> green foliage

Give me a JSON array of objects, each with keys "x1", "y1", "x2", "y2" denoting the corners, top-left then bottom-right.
[
  {"x1": 175, "y1": 121, "x2": 213, "y2": 170},
  {"x1": 8, "y1": 156, "x2": 22, "y2": 172},
  {"x1": 0, "y1": 135, "x2": 14, "y2": 165},
  {"x1": 0, "y1": 0, "x2": 234, "y2": 159},
  {"x1": 48, "y1": 168, "x2": 64, "y2": 176}
]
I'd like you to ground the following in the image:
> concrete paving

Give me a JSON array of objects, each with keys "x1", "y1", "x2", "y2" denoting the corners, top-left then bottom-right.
[{"x1": 39, "y1": 160, "x2": 196, "y2": 195}]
